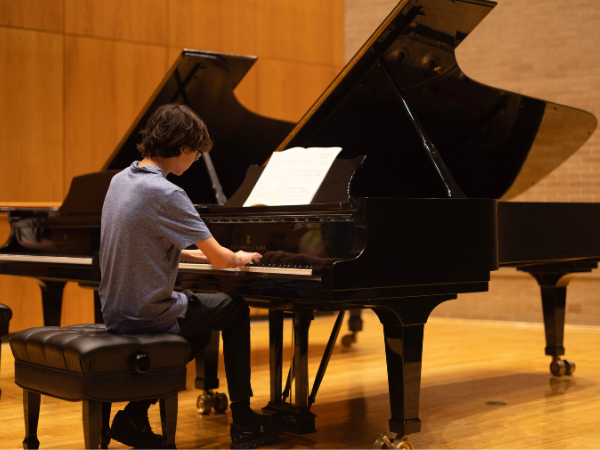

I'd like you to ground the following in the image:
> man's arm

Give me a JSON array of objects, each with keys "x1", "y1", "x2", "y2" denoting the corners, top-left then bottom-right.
[
  {"x1": 180, "y1": 249, "x2": 210, "y2": 263},
  {"x1": 194, "y1": 236, "x2": 261, "y2": 268}
]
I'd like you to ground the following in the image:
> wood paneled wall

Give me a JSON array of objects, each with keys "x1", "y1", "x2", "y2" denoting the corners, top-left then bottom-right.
[{"x1": 0, "y1": 0, "x2": 344, "y2": 333}]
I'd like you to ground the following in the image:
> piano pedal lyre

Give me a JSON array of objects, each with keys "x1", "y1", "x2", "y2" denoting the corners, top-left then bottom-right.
[
  {"x1": 373, "y1": 433, "x2": 413, "y2": 449},
  {"x1": 196, "y1": 390, "x2": 229, "y2": 415},
  {"x1": 550, "y1": 357, "x2": 576, "y2": 377}
]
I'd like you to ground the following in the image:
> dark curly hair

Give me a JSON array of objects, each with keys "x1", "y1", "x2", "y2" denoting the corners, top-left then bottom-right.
[{"x1": 137, "y1": 103, "x2": 212, "y2": 159}]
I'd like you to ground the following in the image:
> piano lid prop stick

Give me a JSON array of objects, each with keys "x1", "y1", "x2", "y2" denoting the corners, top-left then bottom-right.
[
  {"x1": 201, "y1": 152, "x2": 227, "y2": 205},
  {"x1": 282, "y1": 322, "x2": 295, "y2": 403},
  {"x1": 282, "y1": 368, "x2": 292, "y2": 403},
  {"x1": 380, "y1": 58, "x2": 465, "y2": 199},
  {"x1": 308, "y1": 310, "x2": 346, "y2": 408}
]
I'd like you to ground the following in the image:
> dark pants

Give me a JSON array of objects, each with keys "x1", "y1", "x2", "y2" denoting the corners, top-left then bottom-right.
[
  {"x1": 178, "y1": 291, "x2": 252, "y2": 402},
  {"x1": 124, "y1": 291, "x2": 252, "y2": 419}
]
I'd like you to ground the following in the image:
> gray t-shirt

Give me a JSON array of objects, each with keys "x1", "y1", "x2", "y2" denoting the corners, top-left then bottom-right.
[{"x1": 99, "y1": 161, "x2": 212, "y2": 334}]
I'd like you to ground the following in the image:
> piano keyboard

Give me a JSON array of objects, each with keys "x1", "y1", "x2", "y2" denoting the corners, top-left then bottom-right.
[
  {"x1": 0, "y1": 254, "x2": 314, "y2": 276},
  {"x1": 179, "y1": 262, "x2": 314, "y2": 276},
  {"x1": 0, "y1": 254, "x2": 93, "y2": 265}
]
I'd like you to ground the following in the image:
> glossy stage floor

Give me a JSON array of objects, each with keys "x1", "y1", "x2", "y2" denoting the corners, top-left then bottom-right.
[{"x1": 1, "y1": 310, "x2": 599, "y2": 449}]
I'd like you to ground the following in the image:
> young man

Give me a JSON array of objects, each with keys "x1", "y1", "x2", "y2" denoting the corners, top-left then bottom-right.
[{"x1": 99, "y1": 103, "x2": 284, "y2": 449}]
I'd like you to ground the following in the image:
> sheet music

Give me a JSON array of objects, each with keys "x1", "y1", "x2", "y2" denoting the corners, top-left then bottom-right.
[
  {"x1": 243, "y1": 148, "x2": 304, "y2": 206},
  {"x1": 243, "y1": 147, "x2": 342, "y2": 206}
]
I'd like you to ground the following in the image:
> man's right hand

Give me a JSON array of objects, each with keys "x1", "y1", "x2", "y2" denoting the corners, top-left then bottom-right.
[
  {"x1": 235, "y1": 251, "x2": 262, "y2": 267},
  {"x1": 196, "y1": 236, "x2": 263, "y2": 269}
]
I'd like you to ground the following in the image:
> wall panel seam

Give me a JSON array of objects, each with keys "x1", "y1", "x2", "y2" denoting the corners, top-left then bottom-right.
[
  {"x1": 62, "y1": 0, "x2": 66, "y2": 202},
  {"x1": 0, "y1": 24, "x2": 174, "y2": 49},
  {"x1": 255, "y1": 0, "x2": 259, "y2": 107},
  {"x1": 0, "y1": 24, "x2": 63, "y2": 36},
  {"x1": 61, "y1": 32, "x2": 169, "y2": 48},
  {"x1": 165, "y1": 0, "x2": 170, "y2": 72},
  {"x1": 258, "y1": 56, "x2": 338, "y2": 68}
]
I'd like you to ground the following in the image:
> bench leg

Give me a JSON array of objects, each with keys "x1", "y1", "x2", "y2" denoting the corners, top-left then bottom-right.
[
  {"x1": 83, "y1": 400, "x2": 102, "y2": 449},
  {"x1": 23, "y1": 390, "x2": 41, "y2": 449},
  {"x1": 101, "y1": 402, "x2": 112, "y2": 449},
  {"x1": 160, "y1": 393, "x2": 178, "y2": 449}
]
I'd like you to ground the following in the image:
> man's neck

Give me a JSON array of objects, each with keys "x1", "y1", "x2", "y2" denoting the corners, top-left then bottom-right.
[{"x1": 138, "y1": 157, "x2": 170, "y2": 176}]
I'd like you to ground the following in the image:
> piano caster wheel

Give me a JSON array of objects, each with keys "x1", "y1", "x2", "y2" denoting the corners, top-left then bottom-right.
[
  {"x1": 374, "y1": 433, "x2": 392, "y2": 449},
  {"x1": 564, "y1": 358, "x2": 576, "y2": 376},
  {"x1": 550, "y1": 358, "x2": 566, "y2": 377},
  {"x1": 197, "y1": 390, "x2": 229, "y2": 414},
  {"x1": 391, "y1": 436, "x2": 413, "y2": 449},
  {"x1": 197, "y1": 390, "x2": 213, "y2": 415},
  {"x1": 341, "y1": 333, "x2": 356, "y2": 347},
  {"x1": 373, "y1": 434, "x2": 413, "y2": 450},
  {"x1": 213, "y1": 392, "x2": 229, "y2": 413}
]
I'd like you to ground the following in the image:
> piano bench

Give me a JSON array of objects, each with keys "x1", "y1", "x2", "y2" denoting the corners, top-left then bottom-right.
[{"x1": 9, "y1": 324, "x2": 191, "y2": 449}]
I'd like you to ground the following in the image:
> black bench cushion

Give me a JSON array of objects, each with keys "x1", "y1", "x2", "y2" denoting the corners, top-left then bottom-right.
[
  {"x1": 0, "y1": 303, "x2": 12, "y2": 337},
  {"x1": 11, "y1": 324, "x2": 191, "y2": 402}
]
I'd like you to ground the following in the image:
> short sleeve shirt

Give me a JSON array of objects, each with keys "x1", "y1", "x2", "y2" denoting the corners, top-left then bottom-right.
[{"x1": 99, "y1": 161, "x2": 212, "y2": 334}]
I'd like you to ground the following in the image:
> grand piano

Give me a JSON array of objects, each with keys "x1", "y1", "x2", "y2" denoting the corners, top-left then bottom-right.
[{"x1": 0, "y1": 0, "x2": 597, "y2": 445}]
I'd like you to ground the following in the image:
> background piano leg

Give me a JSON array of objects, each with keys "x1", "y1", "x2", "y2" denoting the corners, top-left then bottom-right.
[
  {"x1": 195, "y1": 330, "x2": 226, "y2": 414},
  {"x1": 369, "y1": 295, "x2": 455, "y2": 440},
  {"x1": 34, "y1": 280, "x2": 65, "y2": 327},
  {"x1": 341, "y1": 308, "x2": 363, "y2": 347},
  {"x1": 93, "y1": 291, "x2": 104, "y2": 324},
  {"x1": 263, "y1": 309, "x2": 316, "y2": 435},
  {"x1": 520, "y1": 261, "x2": 597, "y2": 376}
]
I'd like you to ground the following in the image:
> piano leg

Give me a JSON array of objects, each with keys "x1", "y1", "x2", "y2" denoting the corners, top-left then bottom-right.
[
  {"x1": 195, "y1": 330, "x2": 221, "y2": 391},
  {"x1": 268, "y1": 310, "x2": 284, "y2": 404},
  {"x1": 34, "y1": 280, "x2": 65, "y2": 327},
  {"x1": 519, "y1": 261, "x2": 597, "y2": 376},
  {"x1": 93, "y1": 291, "x2": 104, "y2": 324},
  {"x1": 263, "y1": 309, "x2": 317, "y2": 435},
  {"x1": 194, "y1": 330, "x2": 225, "y2": 414},
  {"x1": 369, "y1": 295, "x2": 456, "y2": 441},
  {"x1": 341, "y1": 308, "x2": 363, "y2": 347}
]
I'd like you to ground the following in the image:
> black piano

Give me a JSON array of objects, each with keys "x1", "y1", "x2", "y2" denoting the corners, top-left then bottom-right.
[{"x1": 0, "y1": 0, "x2": 596, "y2": 445}]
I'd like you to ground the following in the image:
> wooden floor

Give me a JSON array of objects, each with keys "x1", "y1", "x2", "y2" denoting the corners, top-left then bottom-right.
[{"x1": 1, "y1": 311, "x2": 600, "y2": 449}]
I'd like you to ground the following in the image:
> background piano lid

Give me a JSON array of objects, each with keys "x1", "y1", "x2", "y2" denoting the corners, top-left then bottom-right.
[
  {"x1": 100, "y1": 50, "x2": 295, "y2": 204},
  {"x1": 276, "y1": 0, "x2": 597, "y2": 201}
]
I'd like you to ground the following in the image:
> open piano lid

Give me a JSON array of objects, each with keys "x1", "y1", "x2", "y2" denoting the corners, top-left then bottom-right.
[
  {"x1": 277, "y1": 0, "x2": 597, "y2": 200},
  {"x1": 101, "y1": 50, "x2": 294, "y2": 204}
]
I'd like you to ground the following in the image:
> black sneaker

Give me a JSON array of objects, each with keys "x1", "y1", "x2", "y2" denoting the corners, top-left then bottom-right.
[
  {"x1": 230, "y1": 413, "x2": 286, "y2": 449},
  {"x1": 108, "y1": 410, "x2": 165, "y2": 449}
]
